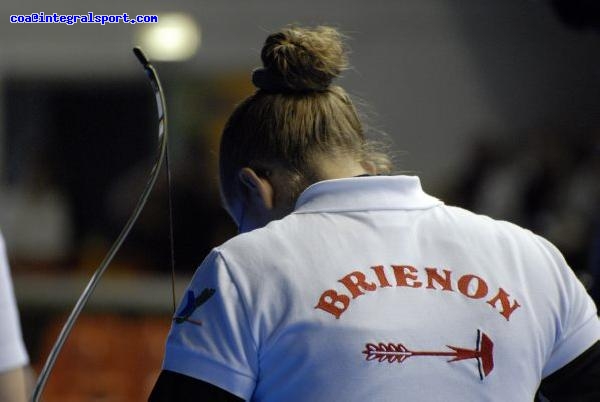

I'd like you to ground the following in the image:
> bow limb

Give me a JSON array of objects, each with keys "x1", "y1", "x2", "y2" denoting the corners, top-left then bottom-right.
[{"x1": 31, "y1": 47, "x2": 172, "y2": 402}]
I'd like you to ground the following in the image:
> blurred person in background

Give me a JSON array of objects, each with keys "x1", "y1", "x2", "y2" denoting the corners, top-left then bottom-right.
[
  {"x1": 150, "y1": 26, "x2": 599, "y2": 401},
  {"x1": 0, "y1": 231, "x2": 29, "y2": 402}
]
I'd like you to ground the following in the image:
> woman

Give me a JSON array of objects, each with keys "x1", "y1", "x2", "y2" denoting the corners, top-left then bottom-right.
[{"x1": 150, "y1": 26, "x2": 599, "y2": 401}]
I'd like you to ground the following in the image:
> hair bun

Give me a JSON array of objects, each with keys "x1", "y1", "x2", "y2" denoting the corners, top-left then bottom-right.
[{"x1": 255, "y1": 26, "x2": 347, "y2": 92}]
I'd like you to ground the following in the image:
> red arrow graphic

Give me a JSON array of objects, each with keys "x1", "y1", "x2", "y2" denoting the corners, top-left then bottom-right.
[{"x1": 362, "y1": 330, "x2": 494, "y2": 380}]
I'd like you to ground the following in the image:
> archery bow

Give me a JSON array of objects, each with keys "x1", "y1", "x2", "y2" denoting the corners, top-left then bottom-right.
[{"x1": 31, "y1": 47, "x2": 176, "y2": 401}]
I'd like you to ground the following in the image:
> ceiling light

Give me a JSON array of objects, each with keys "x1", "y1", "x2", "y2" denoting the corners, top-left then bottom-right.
[{"x1": 135, "y1": 13, "x2": 200, "y2": 62}]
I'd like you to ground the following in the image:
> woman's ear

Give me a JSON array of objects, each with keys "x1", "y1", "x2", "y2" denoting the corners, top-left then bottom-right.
[
  {"x1": 361, "y1": 160, "x2": 377, "y2": 175},
  {"x1": 238, "y1": 167, "x2": 275, "y2": 210}
]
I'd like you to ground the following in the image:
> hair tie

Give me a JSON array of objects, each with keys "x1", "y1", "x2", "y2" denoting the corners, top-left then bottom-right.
[
  {"x1": 252, "y1": 68, "x2": 291, "y2": 92},
  {"x1": 252, "y1": 68, "x2": 332, "y2": 93}
]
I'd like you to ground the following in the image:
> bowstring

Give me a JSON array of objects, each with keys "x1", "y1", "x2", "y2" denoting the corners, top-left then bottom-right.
[{"x1": 165, "y1": 145, "x2": 177, "y2": 314}]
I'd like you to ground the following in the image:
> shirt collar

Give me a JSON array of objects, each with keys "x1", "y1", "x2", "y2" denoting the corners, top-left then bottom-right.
[{"x1": 293, "y1": 175, "x2": 442, "y2": 214}]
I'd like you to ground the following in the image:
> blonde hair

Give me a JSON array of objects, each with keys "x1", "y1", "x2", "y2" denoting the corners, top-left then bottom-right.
[{"x1": 219, "y1": 26, "x2": 392, "y2": 212}]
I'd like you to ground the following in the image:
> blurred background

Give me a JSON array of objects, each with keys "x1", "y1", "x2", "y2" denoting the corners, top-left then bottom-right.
[{"x1": 1, "y1": 0, "x2": 599, "y2": 400}]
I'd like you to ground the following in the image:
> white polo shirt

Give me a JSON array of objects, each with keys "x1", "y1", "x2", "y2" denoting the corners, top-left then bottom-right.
[
  {"x1": 163, "y1": 175, "x2": 600, "y2": 401},
  {"x1": 0, "y1": 232, "x2": 29, "y2": 372}
]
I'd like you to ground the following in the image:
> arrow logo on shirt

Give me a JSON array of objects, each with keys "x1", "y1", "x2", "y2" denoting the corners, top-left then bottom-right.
[
  {"x1": 173, "y1": 288, "x2": 216, "y2": 326},
  {"x1": 362, "y1": 330, "x2": 494, "y2": 380}
]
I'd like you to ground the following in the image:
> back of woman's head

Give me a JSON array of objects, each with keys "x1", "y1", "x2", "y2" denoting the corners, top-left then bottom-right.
[{"x1": 219, "y1": 26, "x2": 392, "y2": 216}]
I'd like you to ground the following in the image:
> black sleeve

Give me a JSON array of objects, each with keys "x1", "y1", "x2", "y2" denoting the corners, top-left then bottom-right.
[
  {"x1": 149, "y1": 370, "x2": 245, "y2": 402},
  {"x1": 536, "y1": 340, "x2": 600, "y2": 401}
]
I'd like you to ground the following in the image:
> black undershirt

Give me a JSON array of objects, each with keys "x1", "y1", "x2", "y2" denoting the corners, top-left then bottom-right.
[
  {"x1": 149, "y1": 369, "x2": 243, "y2": 402},
  {"x1": 536, "y1": 340, "x2": 600, "y2": 401}
]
